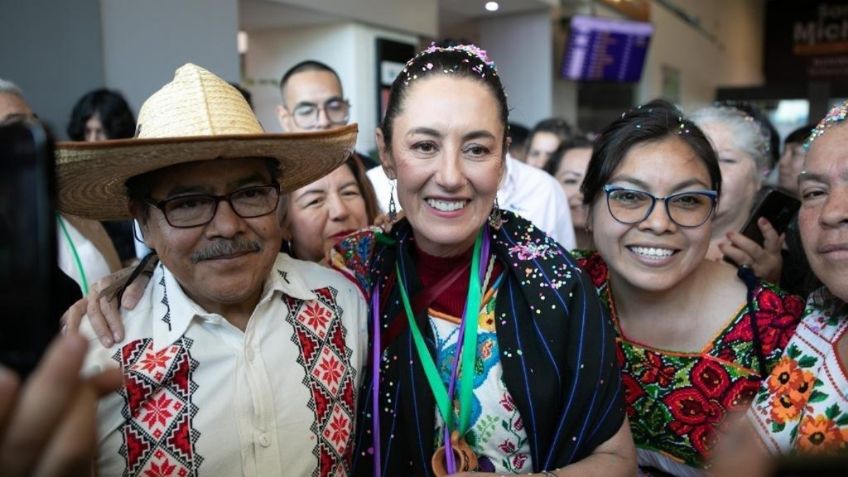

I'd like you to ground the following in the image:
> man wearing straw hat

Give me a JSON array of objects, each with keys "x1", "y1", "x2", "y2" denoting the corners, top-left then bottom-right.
[{"x1": 57, "y1": 64, "x2": 367, "y2": 476}]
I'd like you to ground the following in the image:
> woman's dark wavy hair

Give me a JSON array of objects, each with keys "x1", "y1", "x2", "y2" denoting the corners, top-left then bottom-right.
[
  {"x1": 380, "y1": 41, "x2": 509, "y2": 152},
  {"x1": 581, "y1": 99, "x2": 721, "y2": 206},
  {"x1": 67, "y1": 88, "x2": 136, "y2": 140}
]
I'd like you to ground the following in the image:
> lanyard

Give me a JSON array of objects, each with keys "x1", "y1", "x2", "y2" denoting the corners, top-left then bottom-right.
[
  {"x1": 396, "y1": 229, "x2": 485, "y2": 435},
  {"x1": 56, "y1": 214, "x2": 89, "y2": 294}
]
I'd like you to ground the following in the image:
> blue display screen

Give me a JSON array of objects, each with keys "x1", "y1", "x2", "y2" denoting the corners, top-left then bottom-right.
[{"x1": 561, "y1": 15, "x2": 654, "y2": 82}]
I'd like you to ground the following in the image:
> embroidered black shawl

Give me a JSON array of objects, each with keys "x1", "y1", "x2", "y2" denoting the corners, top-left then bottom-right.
[{"x1": 339, "y1": 211, "x2": 624, "y2": 476}]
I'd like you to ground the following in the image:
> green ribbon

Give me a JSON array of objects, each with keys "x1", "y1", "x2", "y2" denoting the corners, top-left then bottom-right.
[
  {"x1": 395, "y1": 229, "x2": 483, "y2": 435},
  {"x1": 56, "y1": 214, "x2": 89, "y2": 295}
]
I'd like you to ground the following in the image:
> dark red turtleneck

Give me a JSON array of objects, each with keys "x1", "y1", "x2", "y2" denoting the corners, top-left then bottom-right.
[{"x1": 412, "y1": 243, "x2": 502, "y2": 318}]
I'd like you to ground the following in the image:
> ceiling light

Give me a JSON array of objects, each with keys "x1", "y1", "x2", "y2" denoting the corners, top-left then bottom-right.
[{"x1": 485, "y1": 1, "x2": 499, "y2": 12}]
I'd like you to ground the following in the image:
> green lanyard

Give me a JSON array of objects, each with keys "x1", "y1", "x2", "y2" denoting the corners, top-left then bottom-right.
[
  {"x1": 56, "y1": 214, "x2": 89, "y2": 294},
  {"x1": 395, "y1": 230, "x2": 484, "y2": 435}
]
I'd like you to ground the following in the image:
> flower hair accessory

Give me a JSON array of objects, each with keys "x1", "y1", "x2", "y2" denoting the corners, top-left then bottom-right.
[{"x1": 805, "y1": 99, "x2": 848, "y2": 150}]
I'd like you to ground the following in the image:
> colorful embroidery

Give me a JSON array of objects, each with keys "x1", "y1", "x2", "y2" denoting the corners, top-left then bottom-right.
[
  {"x1": 749, "y1": 288, "x2": 848, "y2": 455},
  {"x1": 431, "y1": 284, "x2": 532, "y2": 474},
  {"x1": 284, "y1": 286, "x2": 357, "y2": 477},
  {"x1": 116, "y1": 337, "x2": 202, "y2": 476},
  {"x1": 573, "y1": 250, "x2": 802, "y2": 469},
  {"x1": 331, "y1": 228, "x2": 380, "y2": 296}
]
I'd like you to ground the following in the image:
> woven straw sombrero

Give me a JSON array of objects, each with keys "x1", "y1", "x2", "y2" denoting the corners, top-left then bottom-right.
[{"x1": 56, "y1": 63, "x2": 357, "y2": 221}]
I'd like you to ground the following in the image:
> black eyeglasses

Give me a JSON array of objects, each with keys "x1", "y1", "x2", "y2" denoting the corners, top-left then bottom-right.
[
  {"x1": 603, "y1": 185, "x2": 718, "y2": 228},
  {"x1": 290, "y1": 97, "x2": 350, "y2": 129},
  {"x1": 147, "y1": 184, "x2": 281, "y2": 228}
]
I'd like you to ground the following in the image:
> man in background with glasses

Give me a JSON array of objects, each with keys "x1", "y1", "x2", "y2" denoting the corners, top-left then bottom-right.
[{"x1": 276, "y1": 60, "x2": 379, "y2": 169}]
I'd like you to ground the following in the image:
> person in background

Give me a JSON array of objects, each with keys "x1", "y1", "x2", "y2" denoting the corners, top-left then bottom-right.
[
  {"x1": 281, "y1": 155, "x2": 378, "y2": 263},
  {"x1": 0, "y1": 79, "x2": 121, "y2": 294},
  {"x1": 573, "y1": 100, "x2": 802, "y2": 476},
  {"x1": 67, "y1": 88, "x2": 139, "y2": 264},
  {"x1": 777, "y1": 124, "x2": 815, "y2": 197},
  {"x1": 691, "y1": 105, "x2": 783, "y2": 283},
  {"x1": 745, "y1": 100, "x2": 848, "y2": 458},
  {"x1": 277, "y1": 59, "x2": 379, "y2": 170},
  {"x1": 524, "y1": 117, "x2": 573, "y2": 169},
  {"x1": 507, "y1": 121, "x2": 530, "y2": 162},
  {"x1": 722, "y1": 101, "x2": 781, "y2": 175},
  {"x1": 545, "y1": 136, "x2": 594, "y2": 250},
  {"x1": 67, "y1": 89, "x2": 135, "y2": 142}
]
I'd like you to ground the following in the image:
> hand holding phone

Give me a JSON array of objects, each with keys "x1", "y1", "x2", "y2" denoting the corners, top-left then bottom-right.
[
  {"x1": 721, "y1": 187, "x2": 800, "y2": 282},
  {"x1": 736, "y1": 187, "x2": 800, "y2": 247}
]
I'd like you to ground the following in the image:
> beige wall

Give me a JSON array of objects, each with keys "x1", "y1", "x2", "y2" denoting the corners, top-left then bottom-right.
[{"x1": 637, "y1": 0, "x2": 764, "y2": 109}]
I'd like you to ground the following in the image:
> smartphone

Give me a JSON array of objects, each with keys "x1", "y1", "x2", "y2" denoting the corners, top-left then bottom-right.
[
  {"x1": 0, "y1": 120, "x2": 60, "y2": 378},
  {"x1": 738, "y1": 187, "x2": 801, "y2": 247}
]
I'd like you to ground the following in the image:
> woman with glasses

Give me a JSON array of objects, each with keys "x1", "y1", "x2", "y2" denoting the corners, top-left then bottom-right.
[{"x1": 571, "y1": 100, "x2": 803, "y2": 477}]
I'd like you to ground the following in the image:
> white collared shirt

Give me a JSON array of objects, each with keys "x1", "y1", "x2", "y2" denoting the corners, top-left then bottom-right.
[
  {"x1": 81, "y1": 253, "x2": 368, "y2": 477},
  {"x1": 366, "y1": 155, "x2": 576, "y2": 249}
]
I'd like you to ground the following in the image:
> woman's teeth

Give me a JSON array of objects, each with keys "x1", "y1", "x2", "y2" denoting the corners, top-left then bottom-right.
[
  {"x1": 427, "y1": 199, "x2": 467, "y2": 212},
  {"x1": 629, "y1": 246, "x2": 675, "y2": 258}
]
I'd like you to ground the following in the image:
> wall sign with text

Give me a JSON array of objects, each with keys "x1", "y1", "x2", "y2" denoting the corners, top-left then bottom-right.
[{"x1": 765, "y1": 0, "x2": 848, "y2": 82}]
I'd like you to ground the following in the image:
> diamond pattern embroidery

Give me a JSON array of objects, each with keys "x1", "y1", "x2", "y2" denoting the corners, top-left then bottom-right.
[
  {"x1": 284, "y1": 287, "x2": 356, "y2": 477},
  {"x1": 115, "y1": 338, "x2": 202, "y2": 476}
]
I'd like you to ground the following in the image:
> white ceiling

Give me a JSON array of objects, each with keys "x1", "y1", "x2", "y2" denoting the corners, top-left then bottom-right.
[
  {"x1": 240, "y1": 0, "x2": 342, "y2": 32},
  {"x1": 240, "y1": 0, "x2": 554, "y2": 33}
]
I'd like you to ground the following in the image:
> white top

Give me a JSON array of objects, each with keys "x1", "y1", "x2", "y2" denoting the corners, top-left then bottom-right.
[
  {"x1": 366, "y1": 156, "x2": 576, "y2": 249},
  {"x1": 747, "y1": 288, "x2": 848, "y2": 455},
  {"x1": 80, "y1": 253, "x2": 368, "y2": 477},
  {"x1": 56, "y1": 216, "x2": 112, "y2": 291}
]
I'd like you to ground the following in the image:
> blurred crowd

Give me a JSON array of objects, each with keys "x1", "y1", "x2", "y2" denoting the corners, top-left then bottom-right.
[{"x1": 1, "y1": 39, "x2": 846, "y2": 477}]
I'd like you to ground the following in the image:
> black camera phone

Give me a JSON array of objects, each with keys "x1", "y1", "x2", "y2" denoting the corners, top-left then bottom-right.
[
  {"x1": 738, "y1": 186, "x2": 801, "y2": 246},
  {"x1": 0, "y1": 120, "x2": 60, "y2": 378}
]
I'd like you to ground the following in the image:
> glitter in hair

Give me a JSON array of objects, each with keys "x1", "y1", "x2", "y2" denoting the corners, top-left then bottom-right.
[{"x1": 805, "y1": 99, "x2": 848, "y2": 150}]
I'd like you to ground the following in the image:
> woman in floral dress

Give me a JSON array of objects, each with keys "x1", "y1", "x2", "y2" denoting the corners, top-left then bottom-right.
[
  {"x1": 746, "y1": 100, "x2": 848, "y2": 456},
  {"x1": 571, "y1": 100, "x2": 804, "y2": 476}
]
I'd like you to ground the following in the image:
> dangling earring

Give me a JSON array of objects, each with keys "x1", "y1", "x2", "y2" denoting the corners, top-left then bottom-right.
[
  {"x1": 488, "y1": 196, "x2": 503, "y2": 229},
  {"x1": 388, "y1": 179, "x2": 398, "y2": 222}
]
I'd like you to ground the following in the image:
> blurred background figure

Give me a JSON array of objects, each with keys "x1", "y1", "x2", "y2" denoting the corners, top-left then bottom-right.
[
  {"x1": 67, "y1": 88, "x2": 135, "y2": 142},
  {"x1": 67, "y1": 88, "x2": 139, "y2": 265},
  {"x1": 691, "y1": 105, "x2": 777, "y2": 271},
  {"x1": 1, "y1": 79, "x2": 121, "y2": 294},
  {"x1": 524, "y1": 117, "x2": 574, "y2": 169},
  {"x1": 545, "y1": 136, "x2": 594, "y2": 250},
  {"x1": 722, "y1": 101, "x2": 781, "y2": 177},
  {"x1": 507, "y1": 121, "x2": 529, "y2": 162},
  {"x1": 777, "y1": 124, "x2": 815, "y2": 196}
]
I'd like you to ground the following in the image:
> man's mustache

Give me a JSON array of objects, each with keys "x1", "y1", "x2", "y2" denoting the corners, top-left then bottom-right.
[{"x1": 191, "y1": 238, "x2": 262, "y2": 263}]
